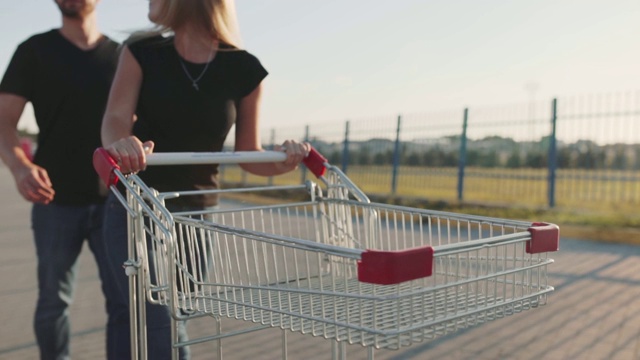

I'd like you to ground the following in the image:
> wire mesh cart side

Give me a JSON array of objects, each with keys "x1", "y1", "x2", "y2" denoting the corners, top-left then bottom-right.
[
  {"x1": 168, "y1": 199, "x2": 558, "y2": 350},
  {"x1": 94, "y1": 147, "x2": 560, "y2": 359},
  {"x1": 94, "y1": 149, "x2": 325, "y2": 360}
]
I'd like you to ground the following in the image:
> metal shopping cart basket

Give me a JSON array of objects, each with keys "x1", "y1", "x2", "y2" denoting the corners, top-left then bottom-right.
[{"x1": 93, "y1": 147, "x2": 559, "y2": 360}]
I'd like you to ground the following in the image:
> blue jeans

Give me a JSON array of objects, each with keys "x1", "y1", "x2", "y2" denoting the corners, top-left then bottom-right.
[
  {"x1": 103, "y1": 193, "x2": 190, "y2": 360},
  {"x1": 31, "y1": 202, "x2": 114, "y2": 360}
]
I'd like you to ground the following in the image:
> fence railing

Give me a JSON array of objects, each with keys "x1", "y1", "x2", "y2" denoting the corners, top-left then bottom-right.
[{"x1": 221, "y1": 91, "x2": 640, "y2": 210}]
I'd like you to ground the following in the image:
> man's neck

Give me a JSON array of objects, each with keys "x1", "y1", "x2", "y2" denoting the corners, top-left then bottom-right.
[{"x1": 59, "y1": 13, "x2": 103, "y2": 50}]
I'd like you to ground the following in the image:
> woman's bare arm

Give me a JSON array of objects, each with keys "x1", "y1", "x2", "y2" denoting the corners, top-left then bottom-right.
[
  {"x1": 235, "y1": 83, "x2": 308, "y2": 176},
  {"x1": 101, "y1": 46, "x2": 153, "y2": 172}
]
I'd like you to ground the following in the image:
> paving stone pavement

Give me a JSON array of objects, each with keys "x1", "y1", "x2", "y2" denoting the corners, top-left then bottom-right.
[{"x1": 1, "y1": 165, "x2": 639, "y2": 360}]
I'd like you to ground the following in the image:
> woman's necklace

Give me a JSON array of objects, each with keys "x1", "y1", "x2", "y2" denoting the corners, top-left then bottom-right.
[{"x1": 178, "y1": 42, "x2": 215, "y2": 91}]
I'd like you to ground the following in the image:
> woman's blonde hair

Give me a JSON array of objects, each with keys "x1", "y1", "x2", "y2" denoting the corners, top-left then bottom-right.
[{"x1": 132, "y1": 0, "x2": 242, "y2": 48}]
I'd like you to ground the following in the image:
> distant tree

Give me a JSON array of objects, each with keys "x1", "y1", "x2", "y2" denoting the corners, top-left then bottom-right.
[
  {"x1": 478, "y1": 150, "x2": 499, "y2": 167},
  {"x1": 481, "y1": 135, "x2": 517, "y2": 146},
  {"x1": 357, "y1": 146, "x2": 372, "y2": 165},
  {"x1": 372, "y1": 150, "x2": 393, "y2": 166},
  {"x1": 396, "y1": 143, "x2": 409, "y2": 165},
  {"x1": 539, "y1": 135, "x2": 553, "y2": 151},
  {"x1": 444, "y1": 135, "x2": 461, "y2": 145},
  {"x1": 406, "y1": 152, "x2": 421, "y2": 166},
  {"x1": 557, "y1": 147, "x2": 572, "y2": 168},
  {"x1": 424, "y1": 147, "x2": 448, "y2": 167},
  {"x1": 373, "y1": 152, "x2": 386, "y2": 165},
  {"x1": 465, "y1": 149, "x2": 479, "y2": 166},
  {"x1": 506, "y1": 151, "x2": 522, "y2": 168},
  {"x1": 576, "y1": 148, "x2": 605, "y2": 169},
  {"x1": 443, "y1": 151, "x2": 458, "y2": 167},
  {"x1": 525, "y1": 152, "x2": 546, "y2": 168},
  {"x1": 328, "y1": 150, "x2": 341, "y2": 165},
  {"x1": 611, "y1": 148, "x2": 627, "y2": 170}
]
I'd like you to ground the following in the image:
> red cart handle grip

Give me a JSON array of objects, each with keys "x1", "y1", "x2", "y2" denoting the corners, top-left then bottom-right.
[
  {"x1": 93, "y1": 148, "x2": 120, "y2": 188},
  {"x1": 302, "y1": 147, "x2": 328, "y2": 178}
]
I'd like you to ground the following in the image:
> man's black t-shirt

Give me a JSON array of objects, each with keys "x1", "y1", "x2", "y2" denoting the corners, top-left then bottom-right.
[
  {"x1": 0, "y1": 30, "x2": 119, "y2": 205},
  {"x1": 127, "y1": 35, "x2": 268, "y2": 207}
]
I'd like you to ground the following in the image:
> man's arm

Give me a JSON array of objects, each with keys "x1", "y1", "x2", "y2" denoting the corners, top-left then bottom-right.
[{"x1": 0, "y1": 93, "x2": 54, "y2": 203}]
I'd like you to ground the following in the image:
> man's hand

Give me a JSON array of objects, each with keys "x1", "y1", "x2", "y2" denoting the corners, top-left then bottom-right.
[{"x1": 13, "y1": 164, "x2": 55, "y2": 204}]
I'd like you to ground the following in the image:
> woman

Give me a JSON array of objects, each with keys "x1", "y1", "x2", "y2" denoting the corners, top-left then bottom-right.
[{"x1": 100, "y1": 0, "x2": 309, "y2": 358}]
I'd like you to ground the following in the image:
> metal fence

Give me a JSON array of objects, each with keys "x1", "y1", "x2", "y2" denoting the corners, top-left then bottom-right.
[{"x1": 221, "y1": 91, "x2": 640, "y2": 210}]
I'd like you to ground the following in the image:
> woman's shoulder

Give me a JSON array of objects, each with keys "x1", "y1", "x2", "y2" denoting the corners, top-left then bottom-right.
[
  {"x1": 125, "y1": 33, "x2": 172, "y2": 50},
  {"x1": 216, "y1": 44, "x2": 268, "y2": 94},
  {"x1": 218, "y1": 44, "x2": 262, "y2": 66}
]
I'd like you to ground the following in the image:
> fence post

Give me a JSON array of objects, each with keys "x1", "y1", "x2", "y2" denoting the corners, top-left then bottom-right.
[
  {"x1": 457, "y1": 108, "x2": 468, "y2": 202},
  {"x1": 301, "y1": 125, "x2": 309, "y2": 183},
  {"x1": 342, "y1": 120, "x2": 350, "y2": 173},
  {"x1": 548, "y1": 99, "x2": 558, "y2": 208},
  {"x1": 391, "y1": 115, "x2": 402, "y2": 195}
]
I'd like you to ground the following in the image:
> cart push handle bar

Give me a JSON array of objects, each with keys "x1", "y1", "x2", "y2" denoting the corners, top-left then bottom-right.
[{"x1": 93, "y1": 146, "x2": 328, "y2": 187}]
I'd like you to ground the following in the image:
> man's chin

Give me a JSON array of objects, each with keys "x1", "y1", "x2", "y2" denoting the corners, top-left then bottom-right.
[
  {"x1": 57, "y1": 1, "x2": 93, "y2": 18},
  {"x1": 60, "y1": 11, "x2": 82, "y2": 19}
]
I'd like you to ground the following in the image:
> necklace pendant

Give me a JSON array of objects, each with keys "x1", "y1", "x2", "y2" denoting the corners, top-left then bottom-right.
[{"x1": 193, "y1": 82, "x2": 199, "y2": 91}]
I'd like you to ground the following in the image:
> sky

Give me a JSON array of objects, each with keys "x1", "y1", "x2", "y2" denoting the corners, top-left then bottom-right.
[{"x1": 1, "y1": 0, "x2": 639, "y2": 134}]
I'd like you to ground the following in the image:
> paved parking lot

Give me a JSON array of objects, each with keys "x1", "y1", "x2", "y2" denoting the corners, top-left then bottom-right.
[{"x1": 1, "y1": 165, "x2": 639, "y2": 360}]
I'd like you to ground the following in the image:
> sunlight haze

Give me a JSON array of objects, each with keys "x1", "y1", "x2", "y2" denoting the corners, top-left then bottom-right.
[{"x1": 1, "y1": 0, "x2": 638, "y2": 134}]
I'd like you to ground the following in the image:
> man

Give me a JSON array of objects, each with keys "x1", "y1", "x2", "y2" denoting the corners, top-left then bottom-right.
[{"x1": 0, "y1": 0, "x2": 119, "y2": 359}]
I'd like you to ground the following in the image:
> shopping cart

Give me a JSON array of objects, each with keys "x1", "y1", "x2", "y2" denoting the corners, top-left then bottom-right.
[{"x1": 93, "y1": 147, "x2": 559, "y2": 360}]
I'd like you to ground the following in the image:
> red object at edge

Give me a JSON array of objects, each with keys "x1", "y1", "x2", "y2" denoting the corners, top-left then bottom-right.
[
  {"x1": 93, "y1": 148, "x2": 120, "y2": 188},
  {"x1": 303, "y1": 147, "x2": 327, "y2": 178},
  {"x1": 357, "y1": 246, "x2": 434, "y2": 285},
  {"x1": 527, "y1": 222, "x2": 560, "y2": 254}
]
